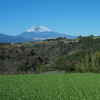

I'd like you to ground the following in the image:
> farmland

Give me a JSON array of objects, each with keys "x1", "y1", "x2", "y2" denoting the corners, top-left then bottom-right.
[{"x1": 0, "y1": 73, "x2": 100, "y2": 100}]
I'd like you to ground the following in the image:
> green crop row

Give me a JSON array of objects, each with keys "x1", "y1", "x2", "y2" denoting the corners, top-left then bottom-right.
[{"x1": 0, "y1": 73, "x2": 100, "y2": 100}]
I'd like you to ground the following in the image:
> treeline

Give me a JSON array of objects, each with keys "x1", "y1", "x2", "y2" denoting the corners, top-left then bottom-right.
[
  {"x1": 55, "y1": 50, "x2": 100, "y2": 73},
  {"x1": 55, "y1": 36, "x2": 100, "y2": 73},
  {"x1": 0, "y1": 46, "x2": 43, "y2": 74},
  {"x1": 0, "y1": 36, "x2": 100, "y2": 74}
]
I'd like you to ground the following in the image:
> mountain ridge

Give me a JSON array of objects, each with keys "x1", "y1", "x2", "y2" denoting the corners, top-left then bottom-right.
[
  {"x1": 18, "y1": 25, "x2": 77, "y2": 40},
  {"x1": 0, "y1": 25, "x2": 77, "y2": 43},
  {"x1": 0, "y1": 33, "x2": 32, "y2": 43}
]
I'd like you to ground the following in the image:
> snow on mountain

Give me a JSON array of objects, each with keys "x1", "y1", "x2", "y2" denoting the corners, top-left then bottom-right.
[
  {"x1": 17, "y1": 25, "x2": 77, "y2": 40},
  {"x1": 26, "y1": 25, "x2": 52, "y2": 32},
  {"x1": 0, "y1": 25, "x2": 77, "y2": 43}
]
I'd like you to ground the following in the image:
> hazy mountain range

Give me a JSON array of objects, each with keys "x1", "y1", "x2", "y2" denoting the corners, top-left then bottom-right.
[
  {"x1": 0, "y1": 33, "x2": 32, "y2": 43},
  {"x1": 0, "y1": 25, "x2": 77, "y2": 43}
]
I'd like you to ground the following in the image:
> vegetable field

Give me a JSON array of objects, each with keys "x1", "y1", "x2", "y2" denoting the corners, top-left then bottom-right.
[{"x1": 0, "y1": 73, "x2": 100, "y2": 100}]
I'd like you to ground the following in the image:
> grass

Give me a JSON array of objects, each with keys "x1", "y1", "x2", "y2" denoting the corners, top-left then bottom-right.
[{"x1": 0, "y1": 73, "x2": 100, "y2": 100}]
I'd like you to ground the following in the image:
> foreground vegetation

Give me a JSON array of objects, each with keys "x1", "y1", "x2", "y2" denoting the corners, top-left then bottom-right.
[
  {"x1": 0, "y1": 73, "x2": 100, "y2": 100},
  {"x1": 0, "y1": 36, "x2": 100, "y2": 74}
]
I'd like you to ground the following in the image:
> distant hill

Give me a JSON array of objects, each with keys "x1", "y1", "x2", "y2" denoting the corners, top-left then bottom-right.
[
  {"x1": 17, "y1": 25, "x2": 77, "y2": 40},
  {"x1": 0, "y1": 33, "x2": 32, "y2": 43}
]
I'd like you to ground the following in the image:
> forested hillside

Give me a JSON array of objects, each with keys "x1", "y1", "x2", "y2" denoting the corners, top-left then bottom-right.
[
  {"x1": 0, "y1": 46, "x2": 43, "y2": 74},
  {"x1": 0, "y1": 36, "x2": 100, "y2": 74}
]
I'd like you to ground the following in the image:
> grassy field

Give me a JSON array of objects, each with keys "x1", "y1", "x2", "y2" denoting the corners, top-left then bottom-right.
[{"x1": 0, "y1": 73, "x2": 100, "y2": 100}]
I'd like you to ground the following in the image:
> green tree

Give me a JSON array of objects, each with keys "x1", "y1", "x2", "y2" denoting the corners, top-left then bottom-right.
[{"x1": 93, "y1": 51, "x2": 100, "y2": 72}]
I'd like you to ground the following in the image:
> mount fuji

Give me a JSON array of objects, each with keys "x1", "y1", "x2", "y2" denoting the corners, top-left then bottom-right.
[{"x1": 17, "y1": 25, "x2": 77, "y2": 40}]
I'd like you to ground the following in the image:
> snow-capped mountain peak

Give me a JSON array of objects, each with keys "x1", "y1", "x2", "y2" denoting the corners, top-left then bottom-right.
[
  {"x1": 18, "y1": 25, "x2": 77, "y2": 40},
  {"x1": 26, "y1": 25, "x2": 52, "y2": 32}
]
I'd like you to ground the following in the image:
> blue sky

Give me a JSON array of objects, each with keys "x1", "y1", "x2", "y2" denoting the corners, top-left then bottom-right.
[{"x1": 0, "y1": 0, "x2": 100, "y2": 36}]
